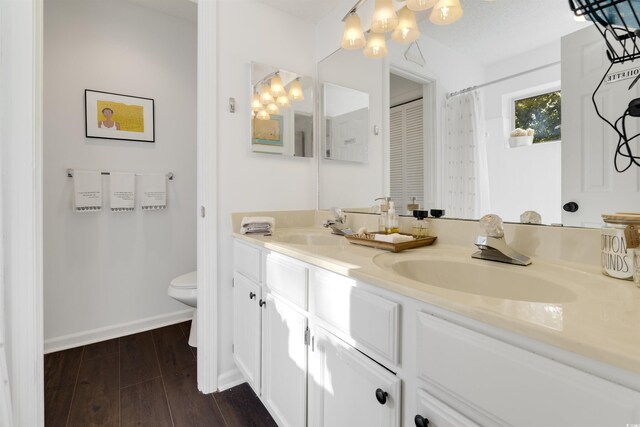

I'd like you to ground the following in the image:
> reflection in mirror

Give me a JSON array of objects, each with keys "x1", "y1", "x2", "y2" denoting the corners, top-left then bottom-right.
[
  {"x1": 250, "y1": 62, "x2": 314, "y2": 157},
  {"x1": 322, "y1": 83, "x2": 370, "y2": 162},
  {"x1": 318, "y1": 48, "x2": 385, "y2": 209},
  {"x1": 317, "y1": 1, "x2": 640, "y2": 227}
]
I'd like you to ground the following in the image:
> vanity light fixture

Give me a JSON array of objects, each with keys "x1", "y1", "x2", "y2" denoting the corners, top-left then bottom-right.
[
  {"x1": 276, "y1": 95, "x2": 290, "y2": 108},
  {"x1": 259, "y1": 84, "x2": 274, "y2": 105},
  {"x1": 266, "y1": 103, "x2": 280, "y2": 115},
  {"x1": 251, "y1": 93, "x2": 262, "y2": 112},
  {"x1": 371, "y1": 0, "x2": 399, "y2": 33},
  {"x1": 269, "y1": 73, "x2": 286, "y2": 97},
  {"x1": 364, "y1": 32, "x2": 388, "y2": 58},
  {"x1": 392, "y1": 6, "x2": 420, "y2": 43},
  {"x1": 255, "y1": 109, "x2": 270, "y2": 121},
  {"x1": 288, "y1": 78, "x2": 304, "y2": 101},
  {"x1": 341, "y1": 13, "x2": 367, "y2": 49},
  {"x1": 406, "y1": 0, "x2": 438, "y2": 12},
  {"x1": 341, "y1": 0, "x2": 464, "y2": 59},
  {"x1": 430, "y1": 0, "x2": 463, "y2": 25}
]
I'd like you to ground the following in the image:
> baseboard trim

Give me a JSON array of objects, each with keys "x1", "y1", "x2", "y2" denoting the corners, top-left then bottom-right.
[
  {"x1": 217, "y1": 368, "x2": 245, "y2": 392},
  {"x1": 44, "y1": 309, "x2": 195, "y2": 354}
]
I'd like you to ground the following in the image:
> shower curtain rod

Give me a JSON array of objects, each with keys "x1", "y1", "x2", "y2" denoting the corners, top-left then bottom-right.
[{"x1": 446, "y1": 61, "x2": 561, "y2": 99}]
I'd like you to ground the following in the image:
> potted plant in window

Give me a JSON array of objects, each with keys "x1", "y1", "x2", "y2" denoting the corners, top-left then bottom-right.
[{"x1": 509, "y1": 128, "x2": 535, "y2": 148}]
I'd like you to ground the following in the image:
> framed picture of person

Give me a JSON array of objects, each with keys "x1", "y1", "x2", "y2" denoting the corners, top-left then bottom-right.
[{"x1": 85, "y1": 89, "x2": 155, "y2": 142}]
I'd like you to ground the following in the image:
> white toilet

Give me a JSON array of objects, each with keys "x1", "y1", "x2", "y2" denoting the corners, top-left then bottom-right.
[{"x1": 168, "y1": 271, "x2": 197, "y2": 347}]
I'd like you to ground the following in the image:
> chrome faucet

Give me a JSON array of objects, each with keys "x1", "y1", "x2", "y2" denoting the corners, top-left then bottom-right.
[
  {"x1": 471, "y1": 214, "x2": 531, "y2": 266},
  {"x1": 323, "y1": 207, "x2": 353, "y2": 236}
]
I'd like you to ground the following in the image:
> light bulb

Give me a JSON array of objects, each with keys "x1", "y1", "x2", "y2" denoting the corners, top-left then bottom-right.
[
  {"x1": 251, "y1": 93, "x2": 262, "y2": 112},
  {"x1": 256, "y1": 109, "x2": 270, "y2": 120},
  {"x1": 392, "y1": 7, "x2": 420, "y2": 43},
  {"x1": 364, "y1": 32, "x2": 388, "y2": 58},
  {"x1": 266, "y1": 103, "x2": 280, "y2": 115},
  {"x1": 406, "y1": 0, "x2": 437, "y2": 12},
  {"x1": 276, "y1": 95, "x2": 290, "y2": 108},
  {"x1": 340, "y1": 13, "x2": 367, "y2": 50},
  {"x1": 371, "y1": 0, "x2": 399, "y2": 33},
  {"x1": 288, "y1": 79, "x2": 304, "y2": 101},
  {"x1": 259, "y1": 84, "x2": 273, "y2": 105},
  {"x1": 430, "y1": 0, "x2": 463, "y2": 25},
  {"x1": 270, "y1": 73, "x2": 286, "y2": 97}
]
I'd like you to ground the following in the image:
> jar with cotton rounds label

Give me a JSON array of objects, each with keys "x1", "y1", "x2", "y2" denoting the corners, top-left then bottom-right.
[{"x1": 601, "y1": 213, "x2": 640, "y2": 283}]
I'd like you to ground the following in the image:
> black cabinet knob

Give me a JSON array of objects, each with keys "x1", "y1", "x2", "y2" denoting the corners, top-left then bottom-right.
[
  {"x1": 259, "y1": 299, "x2": 266, "y2": 307},
  {"x1": 375, "y1": 388, "x2": 388, "y2": 405},
  {"x1": 563, "y1": 202, "x2": 579, "y2": 213},
  {"x1": 249, "y1": 292, "x2": 256, "y2": 300},
  {"x1": 414, "y1": 415, "x2": 430, "y2": 427}
]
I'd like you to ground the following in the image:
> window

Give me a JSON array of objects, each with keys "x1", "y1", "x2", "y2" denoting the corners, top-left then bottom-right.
[{"x1": 514, "y1": 90, "x2": 561, "y2": 143}]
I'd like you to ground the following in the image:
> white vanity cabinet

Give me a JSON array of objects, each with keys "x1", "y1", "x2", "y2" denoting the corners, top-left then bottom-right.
[
  {"x1": 261, "y1": 293, "x2": 308, "y2": 427},
  {"x1": 308, "y1": 326, "x2": 401, "y2": 427},
  {"x1": 233, "y1": 238, "x2": 640, "y2": 427},
  {"x1": 232, "y1": 272, "x2": 262, "y2": 393},
  {"x1": 413, "y1": 389, "x2": 478, "y2": 427}
]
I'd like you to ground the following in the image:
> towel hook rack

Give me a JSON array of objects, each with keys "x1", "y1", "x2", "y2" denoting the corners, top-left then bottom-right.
[{"x1": 66, "y1": 169, "x2": 174, "y2": 181}]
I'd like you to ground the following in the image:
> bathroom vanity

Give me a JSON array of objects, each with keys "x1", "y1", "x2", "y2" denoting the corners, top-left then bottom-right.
[{"x1": 232, "y1": 212, "x2": 640, "y2": 427}]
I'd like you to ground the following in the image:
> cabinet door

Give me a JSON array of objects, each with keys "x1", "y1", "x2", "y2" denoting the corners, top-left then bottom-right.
[
  {"x1": 261, "y1": 293, "x2": 308, "y2": 427},
  {"x1": 233, "y1": 273, "x2": 262, "y2": 394},
  {"x1": 414, "y1": 388, "x2": 479, "y2": 427},
  {"x1": 308, "y1": 327, "x2": 401, "y2": 427}
]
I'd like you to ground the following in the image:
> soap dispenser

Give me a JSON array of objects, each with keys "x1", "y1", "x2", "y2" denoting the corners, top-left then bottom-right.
[
  {"x1": 407, "y1": 197, "x2": 419, "y2": 215},
  {"x1": 412, "y1": 210, "x2": 430, "y2": 238},
  {"x1": 385, "y1": 201, "x2": 399, "y2": 234}
]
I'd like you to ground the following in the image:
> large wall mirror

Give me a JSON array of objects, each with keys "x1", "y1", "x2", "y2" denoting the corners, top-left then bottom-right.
[
  {"x1": 318, "y1": 48, "x2": 385, "y2": 209},
  {"x1": 250, "y1": 62, "x2": 314, "y2": 157},
  {"x1": 318, "y1": 1, "x2": 640, "y2": 228}
]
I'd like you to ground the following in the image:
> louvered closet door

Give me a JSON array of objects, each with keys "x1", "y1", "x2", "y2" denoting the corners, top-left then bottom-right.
[{"x1": 390, "y1": 99, "x2": 424, "y2": 213}]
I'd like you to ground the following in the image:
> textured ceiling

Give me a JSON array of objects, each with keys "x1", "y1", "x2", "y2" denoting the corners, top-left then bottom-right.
[{"x1": 419, "y1": 0, "x2": 591, "y2": 66}]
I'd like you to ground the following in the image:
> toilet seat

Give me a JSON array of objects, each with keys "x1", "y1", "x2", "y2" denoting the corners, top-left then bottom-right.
[{"x1": 170, "y1": 271, "x2": 197, "y2": 289}]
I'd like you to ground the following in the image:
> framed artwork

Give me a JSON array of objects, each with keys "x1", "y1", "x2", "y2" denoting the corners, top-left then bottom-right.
[
  {"x1": 85, "y1": 89, "x2": 155, "y2": 142},
  {"x1": 252, "y1": 115, "x2": 284, "y2": 146}
]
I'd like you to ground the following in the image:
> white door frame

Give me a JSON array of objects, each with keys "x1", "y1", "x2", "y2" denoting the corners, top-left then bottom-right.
[
  {"x1": 388, "y1": 64, "x2": 439, "y2": 209},
  {"x1": 196, "y1": 0, "x2": 218, "y2": 393},
  {"x1": 0, "y1": 0, "x2": 44, "y2": 424}
]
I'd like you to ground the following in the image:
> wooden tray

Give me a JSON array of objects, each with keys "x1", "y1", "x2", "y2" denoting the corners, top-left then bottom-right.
[{"x1": 345, "y1": 233, "x2": 437, "y2": 253}]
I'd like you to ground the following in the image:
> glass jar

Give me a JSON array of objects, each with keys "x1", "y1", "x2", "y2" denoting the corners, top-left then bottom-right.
[
  {"x1": 601, "y1": 214, "x2": 640, "y2": 281},
  {"x1": 412, "y1": 210, "x2": 430, "y2": 238}
]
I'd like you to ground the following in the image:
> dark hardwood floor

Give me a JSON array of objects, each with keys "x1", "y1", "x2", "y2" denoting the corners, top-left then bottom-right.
[{"x1": 44, "y1": 321, "x2": 277, "y2": 427}]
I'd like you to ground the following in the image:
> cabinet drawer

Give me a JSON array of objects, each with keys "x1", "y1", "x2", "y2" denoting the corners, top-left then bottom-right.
[
  {"x1": 265, "y1": 253, "x2": 308, "y2": 309},
  {"x1": 234, "y1": 240, "x2": 261, "y2": 282},
  {"x1": 310, "y1": 269, "x2": 399, "y2": 365},
  {"x1": 416, "y1": 312, "x2": 640, "y2": 426},
  {"x1": 414, "y1": 388, "x2": 478, "y2": 427}
]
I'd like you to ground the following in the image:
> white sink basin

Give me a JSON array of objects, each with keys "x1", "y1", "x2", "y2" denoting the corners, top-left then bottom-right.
[
  {"x1": 270, "y1": 232, "x2": 348, "y2": 246},
  {"x1": 374, "y1": 255, "x2": 576, "y2": 303}
]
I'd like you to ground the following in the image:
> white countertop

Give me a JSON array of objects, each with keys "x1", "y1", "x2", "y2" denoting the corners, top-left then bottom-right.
[{"x1": 235, "y1": 227, "x2": 640, "y2": 380}]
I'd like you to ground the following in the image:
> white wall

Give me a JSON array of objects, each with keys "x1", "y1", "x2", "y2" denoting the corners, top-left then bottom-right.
[
  {"x1": 43, "y1": 0, "x2": 197, "y2": 350},
  {"x1": 216, "y1": 0, "x2": 317, "y2": 382},
  {"x1": 483, "y1": 42, "x2": 562, "y2": 224}
]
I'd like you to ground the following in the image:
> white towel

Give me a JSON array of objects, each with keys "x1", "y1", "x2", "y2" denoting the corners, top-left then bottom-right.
[
  {"x1": 374, "y1": 233, "x2": 414, "y2": 244},
  {"x1": 110, "y1": 172, "x2": 135, "y2": 212},
  {"x1": 240, "y1": 216, "x2": 276, "y2": 235},
  {"x1": 73, "y1": 170, "x2": 102, "y2": 212},
  {"x1": 140, "y1": 173, "x2": 167, "y2": 210}
]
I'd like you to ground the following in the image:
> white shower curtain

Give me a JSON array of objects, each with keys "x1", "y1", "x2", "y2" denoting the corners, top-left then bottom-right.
[{"x1": 443, "y1": 91, "x2": 490, "y2": 219}]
